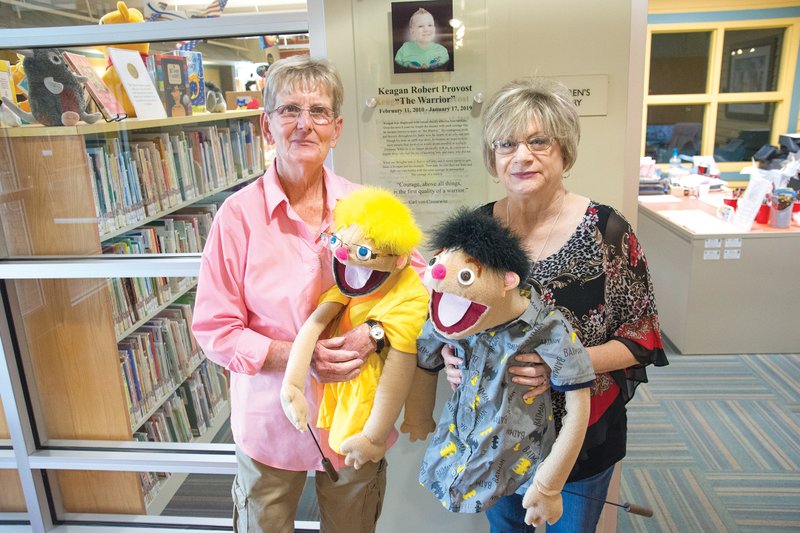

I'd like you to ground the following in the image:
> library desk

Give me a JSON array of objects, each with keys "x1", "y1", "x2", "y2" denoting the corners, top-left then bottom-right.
[{"x1": 637, "y1": 193, "x2": 800, "y2": 355}]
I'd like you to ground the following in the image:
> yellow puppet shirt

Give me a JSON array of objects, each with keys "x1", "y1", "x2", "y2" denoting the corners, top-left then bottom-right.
[{"x1": 316, "y1": 265, "x2": 429, "y2": 452}]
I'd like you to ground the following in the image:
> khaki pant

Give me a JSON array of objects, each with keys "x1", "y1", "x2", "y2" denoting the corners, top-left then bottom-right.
[{"x1": 232, "y1": 447, "x2": 386, "y2": 533}]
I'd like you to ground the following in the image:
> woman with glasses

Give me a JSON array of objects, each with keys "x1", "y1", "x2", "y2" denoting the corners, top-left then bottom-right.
[
  {"x1": 442, "y1": 78, "x2": 668, "y2": 532},
  {"x1": 193, "y1": 56, "x2": 408, "y2": 533}
]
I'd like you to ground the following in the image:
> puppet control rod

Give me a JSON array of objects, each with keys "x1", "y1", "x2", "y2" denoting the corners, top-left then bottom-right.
[
  {"x1": 307, "y1": 421, "x2": 651, "y2": 514},
  {"x1": 308, "y1": 424, "x2": 340, "y2": 482},
  {"x1": 562, "y1": 489, "x2": 654, "y2": 518}
]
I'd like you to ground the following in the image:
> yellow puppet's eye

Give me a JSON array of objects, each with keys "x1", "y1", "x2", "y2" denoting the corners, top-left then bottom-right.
[
  {"x1": 458, "y1": 269, "x2": 475, "y2": 286},
  {"x1": 355, "y1": 245, "x2": 373, "y2": 261}
]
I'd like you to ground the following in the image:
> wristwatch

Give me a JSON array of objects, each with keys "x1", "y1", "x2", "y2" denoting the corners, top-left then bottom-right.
[{"x1": 366, "y1": 319, "x2": 385, "y2": 353}]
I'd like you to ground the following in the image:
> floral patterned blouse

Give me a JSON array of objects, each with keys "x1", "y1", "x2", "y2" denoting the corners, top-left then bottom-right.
[{"x1": 481, "y1": 200, "x2": 669, "y2": 481}]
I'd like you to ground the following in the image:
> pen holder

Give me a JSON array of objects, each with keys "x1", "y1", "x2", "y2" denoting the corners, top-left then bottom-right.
[{"x1": 768, "y1": 204, "x2": 793, "y2": 228}]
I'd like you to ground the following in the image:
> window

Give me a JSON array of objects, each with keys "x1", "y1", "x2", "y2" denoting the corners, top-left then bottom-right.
[{"x1": 643, "y1": 19, "x2": 799, "y2": 169}]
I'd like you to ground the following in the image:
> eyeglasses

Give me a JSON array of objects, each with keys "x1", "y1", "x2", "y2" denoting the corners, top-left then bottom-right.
[
  {"x1": 492, "y1": 135, "x2": 557, "y2": 156},
  {"x1": 320, "y1": 232, "x2": 384, "y2": 261},
  {"x1": 268, "y1": 104, "x2": 335, "y2": 125}
]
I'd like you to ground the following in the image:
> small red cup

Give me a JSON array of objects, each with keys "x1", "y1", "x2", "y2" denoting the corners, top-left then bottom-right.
[
  {"x1": 755, "y1": 203, "x2": 770, "y2": 224},
  {"x1": 793, "y1": 201, "x2": 800, "y2": 213},
  {"x1": 723, "y1": 198, "x2": 738, "y2": 210}
]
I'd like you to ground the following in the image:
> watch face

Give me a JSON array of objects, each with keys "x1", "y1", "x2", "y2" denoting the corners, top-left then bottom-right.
[{"x1": 370, "y1": 325, "x2": 385, "y2": 340}]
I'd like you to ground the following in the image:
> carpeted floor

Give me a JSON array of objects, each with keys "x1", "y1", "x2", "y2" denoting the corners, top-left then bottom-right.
[
  {"x1": 163, "y1": 346, "x2": 800, "y2": 532},
  {"x1": 618, "y1": 347, "x2": 800, "y2": 532}
]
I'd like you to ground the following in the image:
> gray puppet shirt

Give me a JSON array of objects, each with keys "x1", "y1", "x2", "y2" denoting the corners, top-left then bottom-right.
[{"x1": 416, "y1": 293, "x2": 595, "y2": 513}]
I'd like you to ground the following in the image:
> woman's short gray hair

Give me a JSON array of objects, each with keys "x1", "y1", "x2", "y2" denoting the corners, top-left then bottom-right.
[
  {"x1": 263, "y1": 56, "x2": 344, "y2": 116},
  {"x1": 482, "y1": 78, "x2": 580, "y2": 176}
]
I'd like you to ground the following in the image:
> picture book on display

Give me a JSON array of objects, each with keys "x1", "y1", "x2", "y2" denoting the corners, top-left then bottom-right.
[
  {"x1": 173, "y1": 50, "x2": 205, "y2": 112},
  {"x1": 63, "y1": 52, "x2": 127, "y2": 122},
  {"x1": 152, "y1": 54, "x2": 192, "y2": 118},
  {"x1": 0, "y1": 60, "x2": 15, "y2": 103},
  {"x1": 107, "y1": 48, "x2": 166, "y2": 120}
]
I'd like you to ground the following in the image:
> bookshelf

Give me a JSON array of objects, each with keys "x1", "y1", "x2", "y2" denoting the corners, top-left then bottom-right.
[
  {"x1": 0, "y1": 109, "x2": 266, "y2": 514},
  {"x1": 0, "y1": 407, "x2": 26, "y2": 512}
]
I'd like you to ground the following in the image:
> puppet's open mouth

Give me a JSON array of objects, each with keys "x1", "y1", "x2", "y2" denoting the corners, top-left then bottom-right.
[
  {"x1": 333, "y1": 258, "x2": 390, "y2": 297},
  {"x1": 430, "y1": 290, "x2": 487, "y2": 336}
]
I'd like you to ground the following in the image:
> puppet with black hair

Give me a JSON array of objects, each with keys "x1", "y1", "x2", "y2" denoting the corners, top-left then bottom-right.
[
  {"x1": 401, "y1": 208, "x2": 595, "y2": 527},
  {"x1": 281, "y1": 187, "x2": 430, "y2": 470}
]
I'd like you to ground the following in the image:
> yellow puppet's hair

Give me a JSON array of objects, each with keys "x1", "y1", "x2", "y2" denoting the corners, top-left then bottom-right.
[{"x1": 334, "y1": 187, "x2": 422, "y2": 255}]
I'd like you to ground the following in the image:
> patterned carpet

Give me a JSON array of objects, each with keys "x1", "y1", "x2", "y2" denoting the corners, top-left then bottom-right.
[
  {"x1": 163, "y1": 346, "x2": 800, "y2": 532},
  {"x1": 618, "y1": 347, "x2": 800, "y2": 533}
]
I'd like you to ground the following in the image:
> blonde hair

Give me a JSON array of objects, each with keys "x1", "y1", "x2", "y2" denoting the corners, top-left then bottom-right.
[
  {"x1": 334, "y1": 187, "x2": 422, "y2": 256},
  {"x1": 263, "y1": 56, "x2": 344, "y2": 116},
  {"x1": 482, "y1": 78, "x2": 580, "y2": 176}
]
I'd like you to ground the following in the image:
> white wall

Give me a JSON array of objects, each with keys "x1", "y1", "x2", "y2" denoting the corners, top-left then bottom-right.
[{"x1": 321, "y1": 1, "x2": 645, "y2": 531}]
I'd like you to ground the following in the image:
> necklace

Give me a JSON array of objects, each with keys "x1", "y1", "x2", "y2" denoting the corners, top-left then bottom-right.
[{"x1": 506, "y1": 191, "x2": 567, "y2": 262}]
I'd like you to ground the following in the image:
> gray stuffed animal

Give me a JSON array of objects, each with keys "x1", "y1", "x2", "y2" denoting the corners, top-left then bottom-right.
[
  {"x1": 205, "y1": 81, "x2": 227, "y2": 113},
  {"x1": 0, "y1": 48, "x2": 101, "y2": 127}
]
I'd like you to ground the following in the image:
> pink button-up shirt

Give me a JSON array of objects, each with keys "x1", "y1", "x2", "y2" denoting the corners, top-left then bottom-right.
[{"x1": 193, "y1": 163, "x2": 364, "y2": 471}]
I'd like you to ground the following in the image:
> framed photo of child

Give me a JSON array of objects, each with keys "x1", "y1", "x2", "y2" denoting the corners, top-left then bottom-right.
[{"x1": 391, "y1": 1, "x2": 455, "y2": 74}]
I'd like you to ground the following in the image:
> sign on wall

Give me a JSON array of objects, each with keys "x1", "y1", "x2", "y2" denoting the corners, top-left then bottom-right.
[
  {"x1": 352, "y1": 0, "x2": 488, "y2": 236},
  {"x1": 550, "y1": 74, "x2": 609, "y2": 117}
]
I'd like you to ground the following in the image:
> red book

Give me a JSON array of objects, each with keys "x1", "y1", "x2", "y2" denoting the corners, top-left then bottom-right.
[{"x1": 63, "y1": 52, "x2": 126, "y2": 121}]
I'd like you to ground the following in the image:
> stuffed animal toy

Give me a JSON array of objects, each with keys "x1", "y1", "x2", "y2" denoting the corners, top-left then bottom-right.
[
  {"x1": 10, "y1": 55, "x2": 30, "y2": 113},
  {"x1": 204, "y1": 81, "x2": 226, "y2": 113},
  {"x1": 0, "y1": 100, "x2": 22, "y2": 127},
  {"x1": 281, "y1": 187, "x2": 430, "y2": 469},
  {"x1": 403, "y1": 208, "x2": 594, "y2": 526},
  {"x1": 99, "y1": 1, "x2": 149, "y2": 117},
  {"x1": 0, "y1": 48, "x2": 100, "y2": 127}
]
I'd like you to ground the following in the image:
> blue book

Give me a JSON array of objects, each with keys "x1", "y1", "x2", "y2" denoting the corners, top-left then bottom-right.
[{"x1": 173, "y1": 50, "x2": 205, "y2": 110}]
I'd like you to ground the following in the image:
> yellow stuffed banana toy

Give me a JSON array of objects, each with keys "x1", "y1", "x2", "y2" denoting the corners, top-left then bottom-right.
[{"x1": 99, "y1": 1, "x2": 149, "y2": 117}]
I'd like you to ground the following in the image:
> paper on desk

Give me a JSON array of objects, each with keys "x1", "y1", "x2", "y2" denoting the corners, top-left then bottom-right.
[
  {"x1": 639, "y1": 195, "x2": 682, "y2": 204},
  {"x1": 658, "y1": 209, "x2": 741, "y2": 234}
]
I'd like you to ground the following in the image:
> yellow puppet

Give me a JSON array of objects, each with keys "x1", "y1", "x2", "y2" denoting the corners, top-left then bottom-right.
[
  {"x1": 281, "y1": 187, "x2": 430, "y2": 470},
  {"x1": 99, "y1": 1, "x2": 149, "y2": 117}
]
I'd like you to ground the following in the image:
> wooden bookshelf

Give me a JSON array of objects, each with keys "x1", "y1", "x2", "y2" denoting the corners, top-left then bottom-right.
[
  {"x1": 0, "y1": 470, "x2": 26, "y2": 512},
  {"x1": 0, "y1": 109, "x2": 262, "y2": 139},
  {"x1": 100, "y1": 171, "x2": 262, "y2": 243},
  {"x1": 130, "y1": 352, "x2": 205, "y2": 433},
  {"x1": 0, "y1": 405, "x2": 26, "y2": 512},
  {"x1": 0, "y1": 110, "x2": 265, "y2": 514}
]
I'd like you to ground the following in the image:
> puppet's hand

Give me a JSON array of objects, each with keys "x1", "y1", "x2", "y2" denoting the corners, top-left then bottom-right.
[
  {"x1": 522, "y1": 479, "x2": 563, "y2": 527},
  {"x1": 279, "y1": 383, "x2": 309, "y2": 432},
  {"x1": 340, "y1": 433, "x2": 386, "y2": 470},
  {"x1": 400, "y1": 418, "x2": 436, "y2": 442}
]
